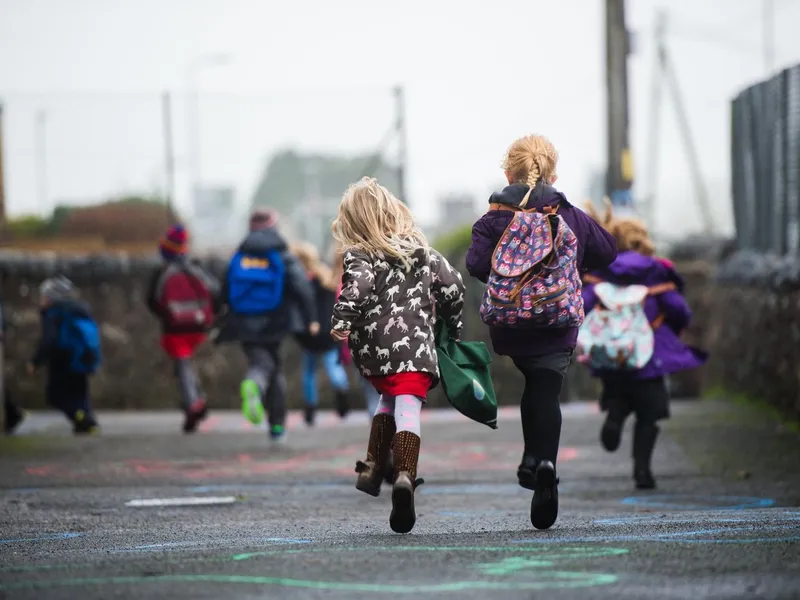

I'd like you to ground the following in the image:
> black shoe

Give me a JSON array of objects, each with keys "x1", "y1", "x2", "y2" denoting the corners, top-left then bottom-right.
[
  {"x1": 73, "y1": 410, "x2": 100, "y2": 435},
  {"x1": 304, "y1": 405, "x2": 316, "y2": 427},
  {"x1": 530, "y1": 460, "x2": 559, "y2": 530},
  {"x1": 389, "y1": 473, "x2": 424, "y2": 534},
  {"x1": 632, "y1": 422, "x2": 659, "y2": 490},
  {"x1": 335, "y1": 391, "x2": 350, "y2": 419},
  {"x1": 4, "y1": 404, "x2": 26, "y2": 435},
  {"x1": 182, "y1": 400, "x2": 208, "y2": 434},
  {"x1": 634, "y1": 468, "x2": 656, "y2": 490},
  {"x1": 517, "y1": 454, "x2": 538, "y2": 490},
  {"x1": 600, "y1": 417, "x2": 623, "y2": 452}
]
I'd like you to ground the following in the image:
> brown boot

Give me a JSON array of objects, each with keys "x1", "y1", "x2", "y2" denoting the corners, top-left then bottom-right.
[
  {"x1": 355, "y1": 414, "x2": 395, "y2": 497},
  {"x1": 389, "y1": 430, "x2": 422, "y2": 534}
]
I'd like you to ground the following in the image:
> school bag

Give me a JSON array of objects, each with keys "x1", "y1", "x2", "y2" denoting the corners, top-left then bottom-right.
[
  {"x1": 434, "y1": 318, "x2": 498, "y2": 429},
  {"x1": 576, "y1": 280, "x2": 676, "y2": 370},
  {"x1": 226, "y1": 249, "x2": 286, "y2": 314},
  {"x1": 157, "y1": 264, "x2": 215, "y2": 329},
  {"x1": 57, "y1": 308, "x2": 101, "y2": 375},
  {"x1": 480, "y1": 205, "x2": 584, "y2": 329}
]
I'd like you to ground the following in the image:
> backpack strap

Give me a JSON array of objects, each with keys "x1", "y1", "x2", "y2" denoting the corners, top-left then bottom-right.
[
  {"x1": 489, "y1": 202, "x2": 560, "y2": 214},
  {"x1": 583, "y1": 277, "x2": 677, "y2": 329}
]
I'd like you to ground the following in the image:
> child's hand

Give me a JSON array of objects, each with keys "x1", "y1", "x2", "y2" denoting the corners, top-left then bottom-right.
[
  {"x1": 330, "y1": 328, "x2": 350, "y2": 342},
  {"x1": 308, "y1": 322, "x2": 321, "y2": 336},
  {"x1": 26, "y1": 362, "x2": 35, "y2": 375}
]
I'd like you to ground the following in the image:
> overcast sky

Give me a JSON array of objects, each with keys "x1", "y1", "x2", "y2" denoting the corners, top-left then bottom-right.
[{"x1": 1, "y1": 0, "x2": 799, "y2": 239}]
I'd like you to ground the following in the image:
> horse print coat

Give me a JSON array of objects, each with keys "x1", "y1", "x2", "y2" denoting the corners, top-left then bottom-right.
[{"x1": 331, "y1": 246, "x2": 465, "y2": 383}]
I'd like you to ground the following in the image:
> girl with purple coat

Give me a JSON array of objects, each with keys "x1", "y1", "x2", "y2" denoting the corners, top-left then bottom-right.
[
  {"x1": 581, "y1": 201, "x2": 707, "y2": 490},
  {"x1": 466, "y1": 135, "x2": 617, "y2": 530}
]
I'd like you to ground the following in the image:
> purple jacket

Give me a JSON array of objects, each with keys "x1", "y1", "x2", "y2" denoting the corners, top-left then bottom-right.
[
  {"x1": 466, "y1": 183, "x2": 618, "y2": 357},
  {"x1": 582, "y1": 250, "x2": 708, "y2": 380}
]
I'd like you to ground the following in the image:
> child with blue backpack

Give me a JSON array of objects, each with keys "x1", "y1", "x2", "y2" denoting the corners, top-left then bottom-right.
[
  {"x1": 214, "y1": 209, "x2": 318, "y2": 444},
  {"x1": 26, "y1": 276, "x2": 101, "y2": 434},
  {"x1": 578, "y1": 201, "x2": 707, "y2": 489},
  {"x1": 466, "y1": 134, "x2": 617, "y2": 530}
]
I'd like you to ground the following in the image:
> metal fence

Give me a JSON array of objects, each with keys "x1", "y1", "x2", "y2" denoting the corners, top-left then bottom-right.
[{"x1": 731, "y1": 63, "x2": 800, "y2": 256}]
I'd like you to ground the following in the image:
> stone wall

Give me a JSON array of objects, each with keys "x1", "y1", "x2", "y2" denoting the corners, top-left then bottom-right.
[
  {"x1": 0, "y1": 252, "x2": 376, "y2": 412},
  {"x1": 703, "y1": 251, "x2": 800, "y2": 420}
]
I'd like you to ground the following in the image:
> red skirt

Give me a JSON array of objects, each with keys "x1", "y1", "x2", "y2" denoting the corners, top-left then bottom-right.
[
  {"x1": 368, "y1": 373, "x2": 434, "y2": 400},
  {"x1": 160, "y1": 333, "x2": 207, "y2": 359}
]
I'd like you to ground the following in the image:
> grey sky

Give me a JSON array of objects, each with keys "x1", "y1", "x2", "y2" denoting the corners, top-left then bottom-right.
[{"x1": 1, "y1": 0, "x2": 799, "y2": 239}]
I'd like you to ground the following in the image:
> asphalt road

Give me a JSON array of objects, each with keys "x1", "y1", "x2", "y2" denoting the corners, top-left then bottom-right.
[{"x1": 1, "y1": 399, "x2": 799, "y2": 599}]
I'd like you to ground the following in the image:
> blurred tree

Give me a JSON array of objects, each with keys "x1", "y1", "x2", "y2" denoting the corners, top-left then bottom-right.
[
  {"x1": 7, "y1": 215, "x2": 50, "y2": 238},
  {"x1": 250, "y1": 149, "x2": 400, "y2": 213},
  {"x1": 58, "y1": 196, "x2": 177, "y2": 244}
]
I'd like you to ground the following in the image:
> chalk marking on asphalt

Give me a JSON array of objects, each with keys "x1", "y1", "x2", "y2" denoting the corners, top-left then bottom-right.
[
  {"x1": 124, "y1": 496, "x2": 237, "y2": 507},
  {"x1": 0, "y1": 545, "x2": 626, "y2": 592},
  {"x1": 110, "y1": 536, "x2": 313, "y2": 553},
  {"x1": 0, "y1": 533, "x2": 82, "y2": 544},
  {"x1": 513, "y1": 524, "x2": 800, "y2": 544},
  {"x1": 595, "y1": 511, "x2": 800, "y2": 526},
  {"x1": 620, "y1": 494, "x2": 776, "y2": 511}
]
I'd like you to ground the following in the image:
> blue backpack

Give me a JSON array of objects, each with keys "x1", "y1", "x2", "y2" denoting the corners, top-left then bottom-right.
[
  {"x1": 57, "y1": 309, "x2": 101, "y2": 375},
  {"x1": 226, "y1": 249, "x2": 286, "y2": 314}
]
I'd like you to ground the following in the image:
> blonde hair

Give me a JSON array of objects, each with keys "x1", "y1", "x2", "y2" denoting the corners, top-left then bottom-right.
[
  {"x1": 332, "y1": 176, "x2": 428, "y2": 269},
  {"x1": 290, "y1": 240, "x2": 337, "y2": 291},
  {"x1": 585, "y1": 198, "x2": 656, "y2": 256},
  {"x1": 502, "y1": 134, "x2": 559, "y2": 208}
]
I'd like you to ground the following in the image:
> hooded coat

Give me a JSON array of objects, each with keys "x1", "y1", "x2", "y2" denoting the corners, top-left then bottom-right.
[
  {"x1": 582, "y1": 250, "x2": 708, "y2": 380},
  {"x1": 466, "y1": 183, "x2": 618, "y2": 357},
  {"x1": 215, "y1": 227, "x2": 316, "y2": 346}
]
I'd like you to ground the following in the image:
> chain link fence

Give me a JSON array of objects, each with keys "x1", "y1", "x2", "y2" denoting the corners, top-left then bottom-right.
[{"x1": 731, "y1": 63, "x2": 800, "y2": 256}]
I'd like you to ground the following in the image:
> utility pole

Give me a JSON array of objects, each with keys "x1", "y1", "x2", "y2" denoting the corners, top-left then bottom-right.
[
  {"x1": 659, "y1": 31, "x2": 715, "y2": 234},
  {"x1": 35, "y1": 109, "x2": 48, "y2": 214},
  {"x1": 605, "y1": 0, "x2": 634, "y2": 210},
  {"x1": 394, "y1": 85, "x2": 408, "y2": 204},
  {"x1": 643, "y1": 10, "x2": 668, "y2": 233},
  {"x1": 162, "y1": 91, "x2": 176, "y2": 224},
  {"x1": 764, "y1": 0, "x2": 774, "y2": 75},
  {"x1": 0, "y1": 103, "x2": 7, "y2": 238}
]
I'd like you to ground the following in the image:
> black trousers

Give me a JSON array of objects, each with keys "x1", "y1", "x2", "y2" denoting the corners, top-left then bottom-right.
[{"x1": 512, "y1": 351, "x2": 573, "y2": 465}]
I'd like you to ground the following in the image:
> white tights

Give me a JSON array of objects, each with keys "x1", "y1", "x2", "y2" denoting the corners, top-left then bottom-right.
[{"x1": 375, "y1": 394, "x2": 422, "y2": 436}]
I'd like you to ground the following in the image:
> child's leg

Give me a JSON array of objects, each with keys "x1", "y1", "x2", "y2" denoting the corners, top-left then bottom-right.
[
  {"x1": 323, "y1": 347, "x2": 351, "y2": 418},
  {"x1": 240, "y1": 343, "x2": 274, "y2": 425},
  {"x1": 512, "y1": 352, "x2": 571, "y2": 532},
  {"x1": 302, "y1": 352, "x2": 319, "y2": 407},
  {"x1": 389, "y1": 394, "x2": 423, "y2": 534},
  {"x1": 265, "y1": 368, "x2": 288, "y2": 441},
  {"x1": 355, "y1": 394, "x2": 396, "y2": 497},
  {"x1": 600, "y1": 379, "x2": 633, "y2": 452},
  {"x1": 174, "y1": 358, "x2": 203, "y2": 411},
  {"x1": 631, "y1": 377, "x2": 670, "y2": 489}
]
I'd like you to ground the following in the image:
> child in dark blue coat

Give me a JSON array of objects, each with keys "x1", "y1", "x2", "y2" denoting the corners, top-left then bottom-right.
[{"x1": 27, "y1": 276, "x2": 100, "y2": 434}]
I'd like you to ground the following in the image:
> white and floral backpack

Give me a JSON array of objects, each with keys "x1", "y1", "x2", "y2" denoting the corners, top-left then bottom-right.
[{"x1": 576, "y1": 280, "x2": 675, "y2": 370}]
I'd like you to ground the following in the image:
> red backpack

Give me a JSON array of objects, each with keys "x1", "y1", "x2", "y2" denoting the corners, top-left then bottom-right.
[{"x1": 157, "y1": 264, "x2": 214, "y2": 329}]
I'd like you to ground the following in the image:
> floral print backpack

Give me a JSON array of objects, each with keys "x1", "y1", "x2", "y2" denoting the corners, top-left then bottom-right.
[{"x1": 479, "y1": 207, "x2": 584, "y2": 329}]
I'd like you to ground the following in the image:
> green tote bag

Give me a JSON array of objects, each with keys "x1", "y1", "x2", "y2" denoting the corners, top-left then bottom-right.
[{"x1": 434, "y1": 319, "x2": 498, "y2": 429}]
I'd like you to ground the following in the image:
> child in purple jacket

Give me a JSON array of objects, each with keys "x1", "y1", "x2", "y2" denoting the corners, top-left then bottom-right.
[
  {"x1": 466, "y1": 135, "x2": 617, "y2": 530},
  {"x1": 582, "y1": 201, "x2": 707, "y2": 490}
]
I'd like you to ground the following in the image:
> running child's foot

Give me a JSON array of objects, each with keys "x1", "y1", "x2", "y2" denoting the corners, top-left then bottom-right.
[
  {"x1": 183, "y1": 399, "x2": 208, "y2": 434},
  {"x1": 634, "y1": 468, "x2": 656, "y2": 490},
  {"x1": 269, "y1": 424, "x2": 287, "y2": 445},
  {"x1": 600, "y1": 417, "x2": 623, "y2": 452},
  {"x1": 530, "y1": 460, "x2": 559, "y2": 530},
  {"x1": 4, "y1": 405, "x2": 26, "y2": 435},
  {"x1": 389, "y1": 472, "x2": 420, "y2": 534},
  {"x1": 72, "y1": 410, "x2": 100, "y2": 435},
  {"x1": 304, "y1": 405, "x2": 316, "y2": 427},
  {"x1": 516, "y1": 454, "x2": 538, "y2": 490},
  {"x1": 240, "y1": 379, "x2": 265, "y2": 425},
  {"x1": 335, "y1": 391, "x2": 350, "y2": 419}
]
